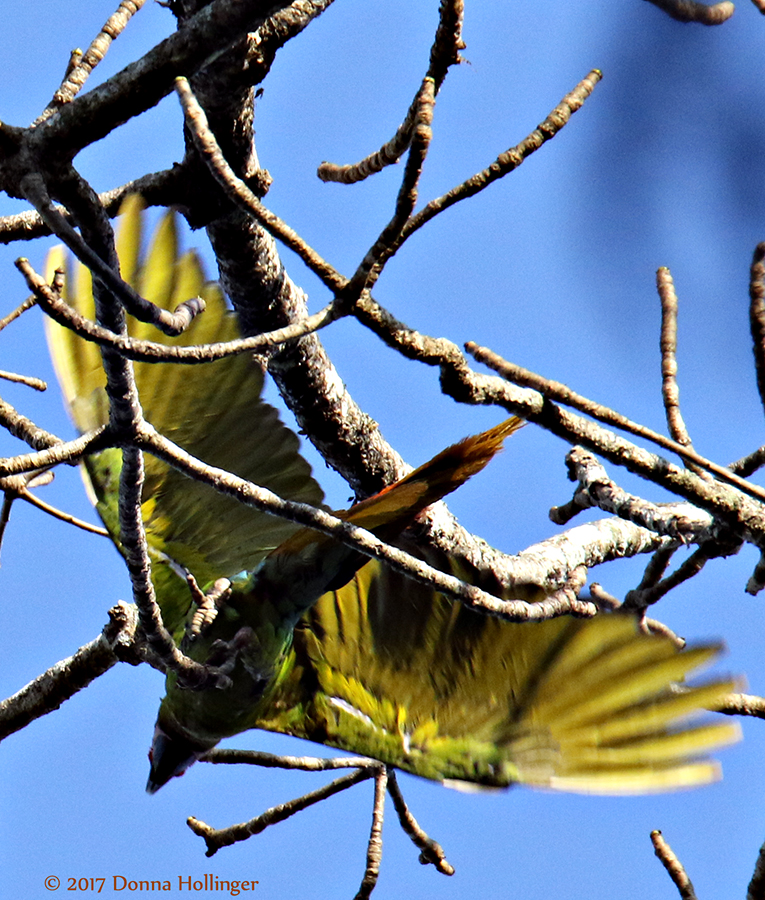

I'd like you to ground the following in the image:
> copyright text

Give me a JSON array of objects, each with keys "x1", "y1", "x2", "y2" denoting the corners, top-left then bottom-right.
[{"x1": 45, "y1": 875, "x2": 260, "y2": 895}]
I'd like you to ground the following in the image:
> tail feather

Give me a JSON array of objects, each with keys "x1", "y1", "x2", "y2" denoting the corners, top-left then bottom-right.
[
  {"x1": 251, "y1": 418, "x2": 523, "y2": 626},
  {"x1": 343, "y1": 417, "x2": 524, "y2": 533}
]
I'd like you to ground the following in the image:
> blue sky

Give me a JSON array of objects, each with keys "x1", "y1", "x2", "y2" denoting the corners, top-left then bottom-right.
[{"x1": 1, "y1": 2, "x2": 765, "y2": 898}]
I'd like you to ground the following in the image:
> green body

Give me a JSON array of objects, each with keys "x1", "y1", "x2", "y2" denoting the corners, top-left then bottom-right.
[{"x1": 46, "y1": 197, "x2": 740, "y2": 796}]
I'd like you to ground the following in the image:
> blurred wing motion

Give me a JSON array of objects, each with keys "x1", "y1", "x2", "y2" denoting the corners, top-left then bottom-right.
[
  {"x1": 45, "y1": 194, "x2": 324, "y2": 635},
  {"x1": 276, "y1": 548, "x2": 739, "y2": 794},
  {"x1": 149, "y1": 417, "x2": 526, "y2": 790},
  {"x1": 44, "y1": 196, "x2": 739, "y2": 797}
]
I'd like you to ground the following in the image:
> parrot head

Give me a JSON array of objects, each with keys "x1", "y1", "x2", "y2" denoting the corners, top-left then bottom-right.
[{"x1": 147, "y1": 719, "x2": 216, "y2": 794}]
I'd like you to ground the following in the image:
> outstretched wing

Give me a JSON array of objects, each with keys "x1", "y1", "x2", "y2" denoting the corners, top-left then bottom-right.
[
  {"x1": 45, "y1": 195, "x2": 324, "y2": 633},
  {"x1": 255, "y1": 545, "x2": 739, "y2": 794}
]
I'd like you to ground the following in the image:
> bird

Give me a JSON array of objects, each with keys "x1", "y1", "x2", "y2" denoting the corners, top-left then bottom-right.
[{"x1": 45, "y1": 195, "x2": 740, "y2": 797}]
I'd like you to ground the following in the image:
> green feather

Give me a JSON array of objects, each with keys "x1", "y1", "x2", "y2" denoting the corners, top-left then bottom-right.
[
  {"x1": 45, "y1": 196, "x2": 739, "y2": 796},
  {"x1": 45, "y1": 195, "x2": 324, "y2": 635}
]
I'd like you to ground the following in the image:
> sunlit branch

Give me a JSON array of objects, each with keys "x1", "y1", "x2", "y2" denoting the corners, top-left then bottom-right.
[
  {"x1": 0, "y1": 603, "x2": 139, "y2": 741},
  {"x1": 175, "y1": 76, "x2": 346, "y2": 294},
  {"x1": 317, "y1": 0, "x2": 464, "y2": 184},
  {"x1": 37, "y1": 0, "x2": 150, "y2": 123},
  {"x1": 187, "y1": 767, "x2": 377, "y2": 856},
  {"x1": 657, "y1": 267, "x2": 697, "y2": 458},
  {"x1": 650, "y1": 830, "x2": 698, "y2": 900},
  {"x1": 16, "y1": 186, "x2": 203, "y2": 338},
  {"x1": 466, "y1": 341, "x2": 765, "y2": 504},
  {"x1": 643, "y1": 0, "x2": 734, "y2": 24}
]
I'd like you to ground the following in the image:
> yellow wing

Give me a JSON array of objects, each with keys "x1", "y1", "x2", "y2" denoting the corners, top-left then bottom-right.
[
  {"x1": 256, "y1": 544, "x2": 739, "y2": 794},
  {"x1": 45, "y1": 195, "x2": 324, "y2": 633}
]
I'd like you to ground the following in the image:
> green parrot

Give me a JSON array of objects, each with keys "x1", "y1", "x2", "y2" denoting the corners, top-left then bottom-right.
[{"x1": 45, "y1": 196, "x2": 739, "y2": 797}]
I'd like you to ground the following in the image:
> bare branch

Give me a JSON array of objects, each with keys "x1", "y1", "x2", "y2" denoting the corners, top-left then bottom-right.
[
  {"x1": 175, "y1": 76, "x2": 345, "y2": 293},
  {"x1": 29, "y1": 0, "x2": 297, "y2": 157},
  {"x1": 353, "y1": 299, "x2": 765, "y2": 549},
  {"x1": 16, "y1": 210, "x2": 204, "y2": 338},
  {"x1": 748, "y1": 838, "x2": 765, "y2": 900},
  {"x1": 551, "y1": 446, "x2": 717, "y2": 543},
  {"x1": 730, "y1": 444, "x2": 765, "y2": 478},
  {"x1": 589, "y1": 583, "x2": 686, "y2": 646},
  {"x1": 0, "y1": 295, "x2": 37, "y2": 331},
  {"x1": 317, "y1": 0, "x2": 463, "y2": 184},
  {"x1": 0, "y1": 426, "x2": 105, "y2": 475},
  {"x1": 466, "y1": 341, "x2": 765, "y2": 504},
  {"x1": 347, "y1": 77, "x2": 436, "y2": 296},
  {"x1": 0, "y1": 168, "x2": 185, "y2": 244},
  {"x1": 716, "y1": 693, "x2": 765, "y2": 720},
  {"x1": 748, "y1": 551, "x2": 765, "y2": 595},
  {"x1": 657, "y1": 267, "x2": 698, "y2": 458},
  {"x1": 750, "y1": 242, "x2": 765, "y2": 418},
  {"x1": 19, "y1": 489, "x2": 108, "y2": 535},
  {"x1": 643, "y1": 0, "x2": 735, "y2": 24},
  {"x1": 0, "y1": 603, "x2": 138, "y2": 741},
  {"x1": 38, "y1": 0, "x2": 150, "y2": 122},
  {"x1": 118, "y1": 446, "x2": 223, "y2": 689},
  {"x1": 387, "y1": 771, "x2": 454, "y2": 876},
  {"x1": 391, "y1": 70, "x2": 602, "y2": 254},
  {"x1": 31, "y1": 263, "x2": 341, "y2": 364},
  {"x1": 0, "y1": 369, "x2": 46, "y2": 392},
  {"x1": 201, "y1": 748, "x2": 378, "y2": 771},
  {"x1": 650, "y1": 830, "x2": 698, "y2": 900},
  {"x1": 624, "y1": 546, "x2": 716, "y2": 611},
  {"x1": 187, "y1": 767, "x2": 377, "y2": 856},
  {"x1": 354, "y1": 767, "x2": 388, "y2": 900}
]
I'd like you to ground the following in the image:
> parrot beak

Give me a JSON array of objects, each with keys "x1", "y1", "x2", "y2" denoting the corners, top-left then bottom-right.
[{"x1": 146, "y1": 722, "x2": 207, "y2": 794}]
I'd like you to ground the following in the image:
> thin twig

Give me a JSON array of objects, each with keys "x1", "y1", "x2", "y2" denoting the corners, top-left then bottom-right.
[
  {"x1": 354, "y1": 767, "x2": 388, "y2": 900},
  {"x1": 387, "y1": 770, "x2": 454, "y2": 875},
  {"x1": 716, "y1": 693, "x2": 765, "y2": 720},
  {"x1": 623, "y1": 545, "x2": 715, "y2": 611},
  {"x1": 551, "y1": 446, "x2": 717, "y2": 543},
  {"x1": 390, "y1": 70, "x2": 602, "y2": 256},
  {"x1": 0, "y1": 370, "x2": 46, "y2": 392},
  {"x1": 748, "y1": 838, "x2": 765, "y2": 900},
  {"x1": 29, "y1": 259, "x2": 341, "y2": 363},
  {"x1": 30, "y1": 0, "x2": 297, "y2": 157},
  {"x1": 730, "y1": 444, "x2": 765, "y2": 478},
  {"x1": 588, "y1": 584, "x2": 685, "y2": 646},
  {"x1": 0, "y1": 295, "x2": 37, "y2": 332},
  {"x1": 0, "y1": 392, "x2": 98, "y2": 457},
  {"x1": 467, "y1": 341, "x2": 765, "y2": 504},
  {"x1": 643, "y1": 0, "x2": 735, "y2": 24},
  {"x1": 19, "y1": 177, "x2": 204, "y2": 337},
  {"x1": 187, "y1": 767, "x2": 377, "y2": 856},
  {"x1": 38, "y1": 0, "x2": 150, "y2": 122},
  {"x1": 748, "y1": 550, "x2": 765, "y2": 595},
  {"x1": 347, "y1": 77, "x2": 436, "y2": 296},
  {"x1": 657, "y1": 267, "x2": 697, "y2": 459},
  {"x1": 0, "y1": 491, "x2": 14, "y2": 556},
  {"x1": 117, "y1": 445, "x2": 219, "y2": 689},
  {"x1": 317, "y1": 0, "x2": 463, "y2": 184},
  {"x1": 201, "y1": 748, "x2": 378, "y2": 771},
  {"x1": 650, "y1": 830, "x2": 698, "y2": 900},
  {"x1": 0, "y1": 426, "x2": 106, "y2": 475},
  {"x1": 14, "y1": 486, "x2": 109, "y2": 537},
  {"x1": 0, "y1": 603, "x2": 138, "y2": 741},
  {"x1": 750, "y1": 243, "x2": 765, "y2": 419},
  {"x1": 175, "y1": 76, "x2": 346, "y2": 294},
  {"x1": 634, "y1": 545, "x2": 678, "y2": 593}
]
